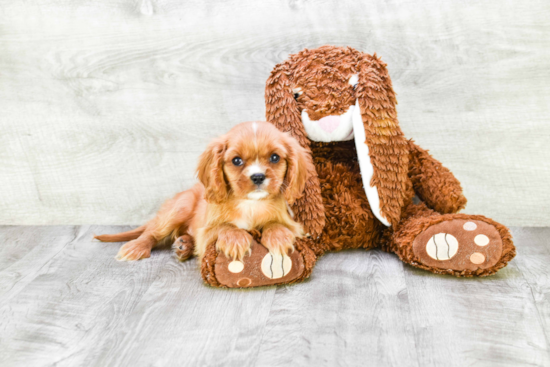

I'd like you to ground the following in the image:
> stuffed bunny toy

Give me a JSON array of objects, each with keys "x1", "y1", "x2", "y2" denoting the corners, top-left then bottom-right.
[{"x1": 201, "y1": 45, "x2": 515, "y2": 288}]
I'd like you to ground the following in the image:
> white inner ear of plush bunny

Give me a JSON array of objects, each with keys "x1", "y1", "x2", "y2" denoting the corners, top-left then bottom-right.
[{"x1": 300, "y1": 74, "x2": 391, "y2": 227}]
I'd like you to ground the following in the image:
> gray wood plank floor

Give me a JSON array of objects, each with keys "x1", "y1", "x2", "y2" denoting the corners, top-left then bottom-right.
[{"x1": 1, "y1": 226, "x2": 549, "y2": 367}]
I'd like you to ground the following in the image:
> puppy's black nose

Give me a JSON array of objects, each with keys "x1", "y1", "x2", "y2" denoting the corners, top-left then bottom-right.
[{"x1": 250, "y1": 173, "x2": 266, "y2": 185}]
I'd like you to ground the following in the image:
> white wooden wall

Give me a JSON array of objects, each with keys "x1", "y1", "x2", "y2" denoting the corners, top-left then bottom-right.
[{"x1": 1, "y1": 0, "x2": 549, "y2": 226}]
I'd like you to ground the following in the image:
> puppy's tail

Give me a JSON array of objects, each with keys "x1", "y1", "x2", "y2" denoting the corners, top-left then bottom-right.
[{"x1": 94, "y1": 225, "x2": 146, "y2": 242}]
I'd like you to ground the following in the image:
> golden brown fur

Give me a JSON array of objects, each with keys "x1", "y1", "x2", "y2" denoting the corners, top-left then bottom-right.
[{"x1": 95, "y1": 121, "x2": 313, "y2": 262}]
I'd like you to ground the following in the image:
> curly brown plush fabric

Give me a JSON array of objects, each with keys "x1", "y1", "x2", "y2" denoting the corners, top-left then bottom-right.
[
  {"x1": 408, "y1": 140, "x2": 467, "y2": 214},
  {"x1": 266, "y1": 47, "x2": 412, "y2": 227},
  {"x1": 200, "y1": 45, "x2": 515, "y2": 288},
  {"x1": 262, "y1": 45, "x2": 515, "y2": 279}
]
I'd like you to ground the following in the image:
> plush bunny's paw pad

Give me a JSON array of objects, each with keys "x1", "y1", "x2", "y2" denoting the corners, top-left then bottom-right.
[
  {"x1": 412, "y1": 219, "x2": 503, "y2": 271},
  {"x1": 214, "y1": 240, "x2": 304, "y2": 288}
]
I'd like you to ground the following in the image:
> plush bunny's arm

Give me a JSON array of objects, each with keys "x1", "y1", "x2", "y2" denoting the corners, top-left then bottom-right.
[{"x1": 408, "y1": 141, "x2": 467, "y2": 214}]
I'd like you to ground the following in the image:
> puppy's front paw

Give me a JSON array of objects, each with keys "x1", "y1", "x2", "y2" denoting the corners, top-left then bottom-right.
[
  {"x1": 217, "y1": 229, "x2": 253, "y2": 261},
  {"x1": 261, "y1": 225, "x2": 295, "y2": 257},
  {"x1": 115, "y1": 239, "x2": 152, "y2": 261}
]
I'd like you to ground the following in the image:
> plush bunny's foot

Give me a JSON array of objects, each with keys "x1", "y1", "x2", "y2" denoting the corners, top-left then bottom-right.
[
  {"x1": 413, "y1": 219, "x2": 504, "y2": 272},
  {"x1": 394, "y1": 214, "x2": 516, "y2": 277},
  {"x1": 214, "y1": 240, "x2": 303, "y2": 288},
  {"x1": 201, "y1": 237, "x2": 316, "y2": 288}
]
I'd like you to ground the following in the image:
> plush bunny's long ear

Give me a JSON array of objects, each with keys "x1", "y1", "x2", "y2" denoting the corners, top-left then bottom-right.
[
  {"x1": 353, "y1": 54, "x2": 410, "y2": 227},
  {"x1": 265, "y1": 61, "x2": 325, "y2": 238},
  {"x1": 196, "y1": 137, "x2": 228, "y2": 204},
  {"x1": 265, "y1": 61, "x2": 309, "y2": 148},
  {"x1": 282, "y1": 132, "x2": 315, "y2": 205}
]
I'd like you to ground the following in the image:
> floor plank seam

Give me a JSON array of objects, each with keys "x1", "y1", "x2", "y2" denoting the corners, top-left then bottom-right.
[
  {"x1": 400, "y1": 262, "x2": 423, "y2": 367},
  {"x1": 247, "y1": 285, "x2": 279, "y2": 367}
]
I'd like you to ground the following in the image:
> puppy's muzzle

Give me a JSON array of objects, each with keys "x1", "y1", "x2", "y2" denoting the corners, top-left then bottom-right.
[{"x1": 250, "y1": 173, "x2": 266, "y2": 185}]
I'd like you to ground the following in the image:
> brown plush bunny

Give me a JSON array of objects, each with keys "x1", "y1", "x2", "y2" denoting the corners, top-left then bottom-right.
[{"x1": 202, "y1": 45, "x2": 515, "y2": 288}]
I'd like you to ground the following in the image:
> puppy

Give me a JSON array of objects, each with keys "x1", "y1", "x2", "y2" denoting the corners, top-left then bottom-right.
[{"x1": 95, "y1": 121, "x2": 313, "y2": 263}]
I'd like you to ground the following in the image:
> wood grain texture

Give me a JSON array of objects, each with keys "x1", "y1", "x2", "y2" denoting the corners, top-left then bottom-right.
[
  {"x1": 1, "y1": 0, "x2": 549, "y2": 226},
  {"x1": 90, "y1": 260, "x2": 276, "y2": 367},
  {"x1": 255, "y1": 250, "x2": 419, "y2": 366},
  {"x1": 1, "y1": 225, "x2": 549, "y2": 366},
  {"x1": 403, "y1": 265, "x2": 550, "y2": 366},
  {"x1": 0, "y1": 225, "x2": 172, "y2": 366}
]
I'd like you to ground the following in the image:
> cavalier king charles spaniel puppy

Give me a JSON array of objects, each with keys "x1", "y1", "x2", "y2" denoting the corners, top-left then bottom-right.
[{"x1": 95, "y1": 121, "x2": 313, "y2": 263}]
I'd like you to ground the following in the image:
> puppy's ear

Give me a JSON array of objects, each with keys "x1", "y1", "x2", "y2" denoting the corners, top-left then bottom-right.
[
  {"x1": 282, "y1": 133, "x2": 315, "y2": 205},
  {"x1": 265, "y1": 60, "x2": 310, "y2": 149},
  {"x1": 196, "y1": 138, "x2": 228, "y2": 203}
]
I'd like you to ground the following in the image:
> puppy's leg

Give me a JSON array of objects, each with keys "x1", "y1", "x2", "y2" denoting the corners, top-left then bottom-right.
[
  {"x1": 116, "y1": 233, "x2": 156, "y2": 261},
  {"x1": 116, "y1": 184, "x2": 203, "y2": 261},
  {"x1": 261, "y1": 223, "x2": 296, "y2": 257}
]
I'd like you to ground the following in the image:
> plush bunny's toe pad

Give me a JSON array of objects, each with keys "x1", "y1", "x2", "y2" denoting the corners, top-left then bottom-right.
[
  {"x1": 412, "y1": 219, "x2": 504, "y2": 272},
  {"x1": 214, "y1": 240, "x2": 305, "y2": 288}
]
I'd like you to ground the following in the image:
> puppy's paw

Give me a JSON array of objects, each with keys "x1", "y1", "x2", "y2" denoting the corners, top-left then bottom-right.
[
  {"x1": 262, "y1": 225, "x2": 295, "y2": 257},
  {"x1": 217, "y1": 229, "x2": 253, "y2": 261},
  {"x1": 115, "y1": 240, "x2": 151, "y2": 261},
  {"x1": 173, "y1": 235, "x2": 194, "y2": 262}
]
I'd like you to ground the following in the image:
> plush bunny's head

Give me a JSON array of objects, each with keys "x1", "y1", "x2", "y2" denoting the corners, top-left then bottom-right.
[{"x1": 265, "y1": 46, "x2": 410, "y2": 226}]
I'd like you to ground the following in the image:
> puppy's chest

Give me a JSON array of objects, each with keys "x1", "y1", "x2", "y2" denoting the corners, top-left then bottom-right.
[{"x1": 230, "y1": 200, "x2": 273, "y2": 230}]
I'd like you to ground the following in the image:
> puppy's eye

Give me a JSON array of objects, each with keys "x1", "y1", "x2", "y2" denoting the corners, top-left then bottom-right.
[
  {"x1": 232, "y1": 157, "x2": 243, "y2": 166},
  {"x1": 353, "y1": 84, "x2": 358, "y2": 90},
  {"x1": 269, "y1": 154, "x2": 280, "y2": 163},
  {"x1": 293, "y1": 93, "x2": 300, "y2": 100}
]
